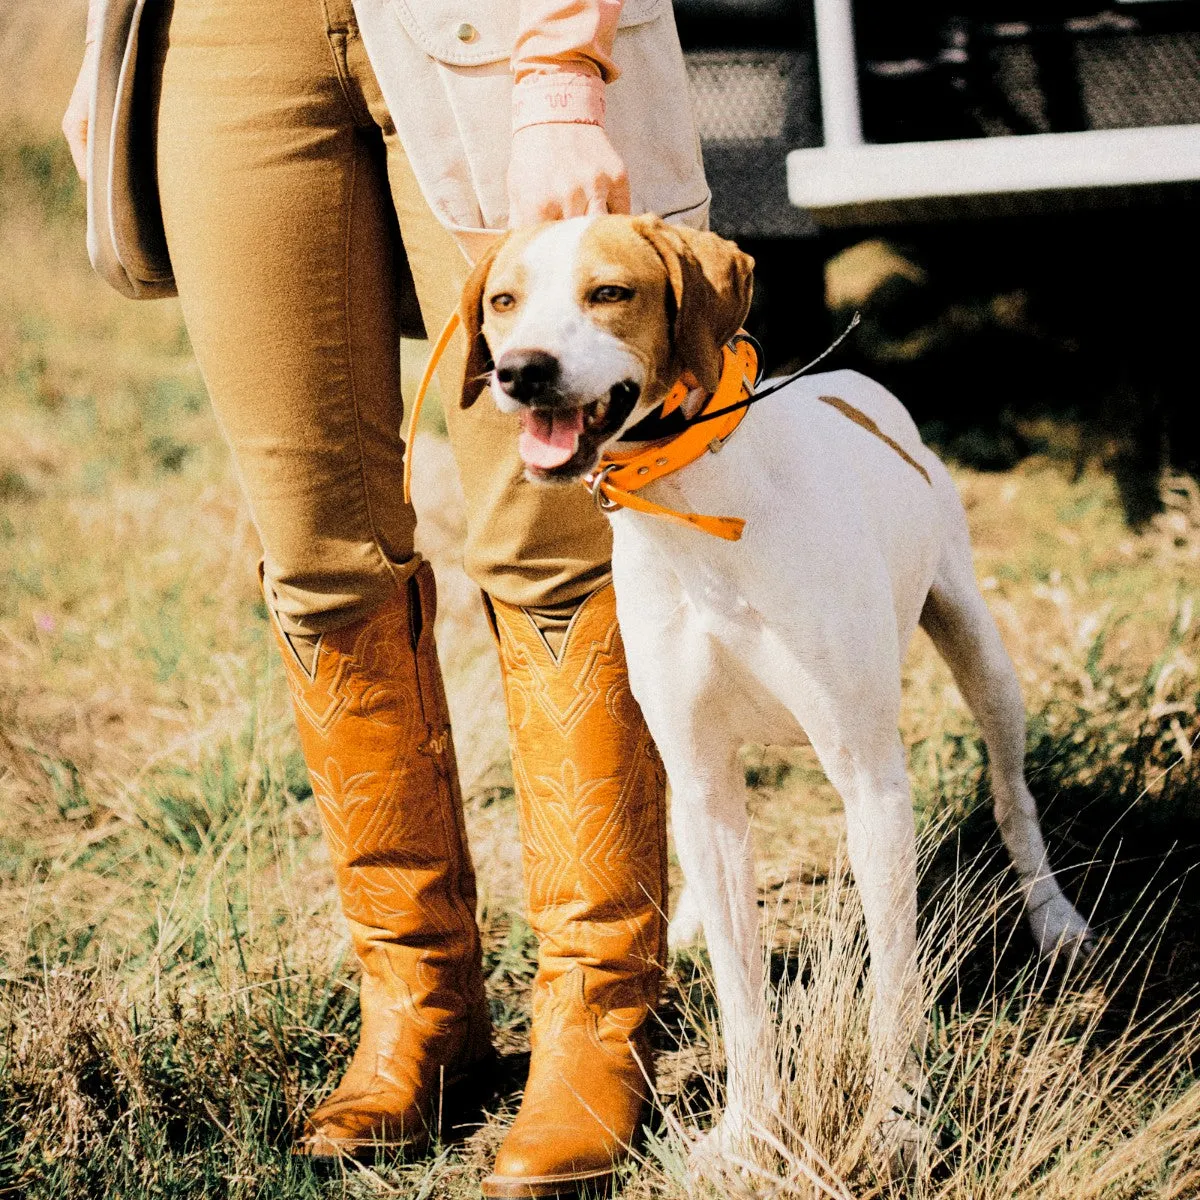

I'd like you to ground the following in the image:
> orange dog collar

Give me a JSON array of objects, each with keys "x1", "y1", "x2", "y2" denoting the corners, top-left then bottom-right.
[{"x1": 584, "y1": 337, "x2": 759, "y2": 541}]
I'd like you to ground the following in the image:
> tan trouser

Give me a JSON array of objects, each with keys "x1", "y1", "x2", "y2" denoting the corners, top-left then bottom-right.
[{"x1": 155, "y1": 0, "x2": 613, "y2": 636}]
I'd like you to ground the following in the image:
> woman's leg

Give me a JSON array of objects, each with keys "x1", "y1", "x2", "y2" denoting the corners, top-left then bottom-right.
[
  {"x1": 155, "y1": 0, "x2": 489, "y2": 1155},
  {"x1": 357, "y1": 81, "x2": 669, "y2": 1200}
]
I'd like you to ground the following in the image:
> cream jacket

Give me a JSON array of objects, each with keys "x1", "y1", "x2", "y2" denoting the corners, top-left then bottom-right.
[{"x1": 350, "y1": 0, "x2": 711, "y2": 258}]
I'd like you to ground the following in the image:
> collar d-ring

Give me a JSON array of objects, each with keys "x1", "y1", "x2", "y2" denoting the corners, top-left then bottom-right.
[{"x1": 590, "y1": 463, "x2": 619, "y2": 511}]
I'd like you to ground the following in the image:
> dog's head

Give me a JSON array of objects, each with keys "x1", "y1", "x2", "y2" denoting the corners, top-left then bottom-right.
[{"x1": 458, "y1": 214, "x2": 754, "y2": 482}]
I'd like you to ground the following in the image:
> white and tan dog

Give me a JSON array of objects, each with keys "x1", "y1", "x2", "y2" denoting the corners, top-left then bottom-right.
[{"x1": 458, "y1": 214, "x2": 1094, "y2": 1152}]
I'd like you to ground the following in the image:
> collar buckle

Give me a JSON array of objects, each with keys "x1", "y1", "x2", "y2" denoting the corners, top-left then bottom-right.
[{"x1": 728, "y1": 331, "x2": 765, "y2": 388}]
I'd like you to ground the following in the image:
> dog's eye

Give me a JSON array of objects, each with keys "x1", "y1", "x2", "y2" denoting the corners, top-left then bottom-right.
[
  {"x1": 590, "y1": 285, "x2": 634, "y2": 304},
  {"x1": 490, "y1": 293, "x2": 517, "y2": 312}
]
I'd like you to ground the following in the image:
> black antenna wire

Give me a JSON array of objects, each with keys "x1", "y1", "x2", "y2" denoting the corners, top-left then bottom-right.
[{"x1": 681, "y1": 311, "x2": 862, "y2": 430}]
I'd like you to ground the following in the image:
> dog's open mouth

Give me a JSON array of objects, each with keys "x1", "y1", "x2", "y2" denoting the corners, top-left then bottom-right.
[{"x1": 516, "y1": 382, "x2": 640, "y2": 479}]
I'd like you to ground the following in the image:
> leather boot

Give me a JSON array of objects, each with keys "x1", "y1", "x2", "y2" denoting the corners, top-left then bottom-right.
[
  {"x1": 270, "y1": 560, "x2": 492, "y2": 1157},
  {"x1": 482, "y1": 583, "x2": 669, "y2": 1198}
]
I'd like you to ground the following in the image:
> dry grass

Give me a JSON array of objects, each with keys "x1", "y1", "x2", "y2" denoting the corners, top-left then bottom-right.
[
  {"x1": 4, "y1": 5, "x2": 1200, "y2": 1195},
  {"x1": 641, "y1": 847, "x2": 1200, "y2": 1200}
]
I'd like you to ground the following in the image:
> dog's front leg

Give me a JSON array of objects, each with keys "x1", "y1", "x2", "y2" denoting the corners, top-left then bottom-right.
[
  {"x1": 615, "y1": 599, "x2": 771, "y2": 1147},
  {"x1": 668, "y1": 747, "x2": 769, "y2": 1131}
]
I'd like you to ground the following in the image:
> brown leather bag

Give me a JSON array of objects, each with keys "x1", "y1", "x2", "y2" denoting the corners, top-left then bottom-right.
[{"x1": 86, "y1": 0, "x2": 176, "y2": 300}]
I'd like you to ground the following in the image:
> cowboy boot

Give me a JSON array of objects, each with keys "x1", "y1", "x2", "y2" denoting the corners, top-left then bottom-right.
[
  {"x1": 481, "y1": 583, "x2": 669, "y2": 1199},
  {"x1": 269, "y1": 559, "x2": 492, "y2": 1157}
]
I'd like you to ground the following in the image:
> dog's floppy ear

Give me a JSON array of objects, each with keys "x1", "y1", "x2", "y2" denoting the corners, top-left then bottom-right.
[
  {"x1": 632, "y1": 215, "x2": 754, "y2": 396},
  {"x1": 458, "y1": 234, "x2": 507, "y2": 408}
]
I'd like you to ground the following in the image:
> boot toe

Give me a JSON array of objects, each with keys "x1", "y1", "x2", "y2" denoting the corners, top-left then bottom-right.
[
  {"x1": 489, "y1": 1125, "x2": 621, "y2": 1182},
  {"x1": 483, "y1": 1051, "x2": 646, "y2": 1195},
  {"x1": 302, "y1": 1089, "x2": 430, "y2": 1156}
]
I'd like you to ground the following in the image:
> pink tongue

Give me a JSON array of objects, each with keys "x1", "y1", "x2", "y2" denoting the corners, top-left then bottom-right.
[{"x1": 517, "y1": 408, "x2": 585, "y2": 470}]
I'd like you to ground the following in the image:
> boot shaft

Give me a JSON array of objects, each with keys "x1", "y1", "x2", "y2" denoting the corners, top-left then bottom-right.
[
  {"x1": 269, "y1": 560, "x2": 491, "y2": 1115},
  {"x1": 489, "y1": 584, "x2": 668, "y2": 1035},
  {"x1": 483, "y1": 583, "x2": 668, "y2": 1196}
]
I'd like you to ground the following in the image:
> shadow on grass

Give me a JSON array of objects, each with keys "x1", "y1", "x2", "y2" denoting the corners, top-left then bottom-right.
[
  {"x1": 0, "y1": 961, "x2": 357, "y2": 1195},
  {"x1": 0, "y1": 956, "x2": 513, "y2": 1197},
  {"x1": 920, "y1": 720, "x2": 1200, "y2": 1069}
]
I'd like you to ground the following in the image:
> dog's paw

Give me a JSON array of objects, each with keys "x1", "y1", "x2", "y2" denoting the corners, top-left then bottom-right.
[
  {"x1": 872, "y1": 1107, "x2": 924, "y2": 1177},
  {"x1": 870, "y1": 1074, "x2": 930, "y2": 1178},
  {"x1": 1028, "y1": 892, "x2": 1095, "y2": 967},
  {"x1": 867, "y1": 1053, "x2": 931, "y2": 1177},
  {"x1": 685, "y1": 1109, "x2": 750, "y2": 1183}
]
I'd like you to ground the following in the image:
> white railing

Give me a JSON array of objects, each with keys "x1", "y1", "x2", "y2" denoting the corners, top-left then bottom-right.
[{"x1": 790, "y1": 0, "x2": 1200, "y2": 221}]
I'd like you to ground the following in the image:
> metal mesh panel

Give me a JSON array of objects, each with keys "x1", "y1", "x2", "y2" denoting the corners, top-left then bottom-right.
[
  {"x1": 687, "y1": 50, "x2": 793, "y2": 141},
  {"x1": 989, "y1": 43, "x2": 1051, "y2": 134},
  {"x1": 1076, "y1": 32, "x2": 1200, "y2": 128},
  {"x1": 684, "y1": 49, "x2": 819, "y2": 237},
  {"x1": 859, "y1": 14, "x2": 1200, "y2": 142}
]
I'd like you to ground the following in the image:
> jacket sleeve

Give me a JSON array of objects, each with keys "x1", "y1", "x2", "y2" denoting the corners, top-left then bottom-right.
[{"x1": 512, "y1": 0, "x2": 622, "y2": 83}]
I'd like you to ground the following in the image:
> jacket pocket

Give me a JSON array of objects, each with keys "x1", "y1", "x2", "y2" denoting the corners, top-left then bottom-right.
[{"x1": 389, "y1": 0, "x2": 666, "y2": 67}]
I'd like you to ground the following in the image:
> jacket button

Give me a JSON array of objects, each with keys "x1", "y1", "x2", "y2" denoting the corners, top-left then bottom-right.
[{"x1": 455, "y1": 22, "x2": 478, "y2": 42}]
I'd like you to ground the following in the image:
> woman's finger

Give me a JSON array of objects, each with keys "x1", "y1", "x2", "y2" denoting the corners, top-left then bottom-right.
[
  {"x1": 586, "y1": 187, "x2": 610, "y2": 216},
  {"x1": 556, "y1": 184, "x2": 586, "y2": 219},
  {"x1": 607, "y1": 171, "x2": 631, "y2": 215}
]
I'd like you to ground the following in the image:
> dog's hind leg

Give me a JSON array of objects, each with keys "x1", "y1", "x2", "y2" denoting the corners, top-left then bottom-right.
[
  {"x1": 811, "y1": 727, "x2": 928, "y2": 1155},
  {"x1": 920, "y1": 471, "x2": 1094, "y2": 960},
  {"x1": 757, "y1": 641, "x2": 928, "y2": 1157}
]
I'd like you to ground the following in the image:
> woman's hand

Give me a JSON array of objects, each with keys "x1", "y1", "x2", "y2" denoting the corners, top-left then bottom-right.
[
  {"x1": 63, "y1": 37, "x2": 101, "y2": 182},
  {"x1": 508, "y1": 123, "x2": 631, "y2": 227}
]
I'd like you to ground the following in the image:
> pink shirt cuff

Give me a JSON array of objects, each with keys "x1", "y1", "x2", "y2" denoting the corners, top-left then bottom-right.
[{"x1": 512, "y1": 72, "x2": 607, "y2": 132}]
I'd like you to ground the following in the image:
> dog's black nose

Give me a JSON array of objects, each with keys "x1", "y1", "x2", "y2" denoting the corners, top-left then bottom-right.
[{"x1": 495, "y1": 349, "x2": 560, "y2": 402}]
